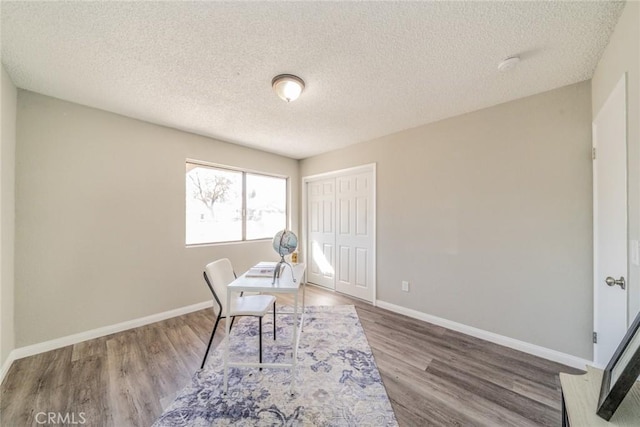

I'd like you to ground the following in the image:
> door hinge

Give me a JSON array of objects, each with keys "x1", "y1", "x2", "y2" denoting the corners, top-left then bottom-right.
[
  {"x1": 592, "y1": 147, "x2": 597, "y2": 160},
  {"x1": 593, "y1": 331, "x2": 598, "y2": 344}
]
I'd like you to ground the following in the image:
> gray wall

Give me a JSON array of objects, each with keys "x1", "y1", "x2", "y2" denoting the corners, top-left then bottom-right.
[
  {"x1": 1, "y1": 66, "x2": 17, "y2": 368},
  {"x1": 10, "y1": 2, "x2": 637, "y2": 360},
  {"x1": 15, "y1": 91, "x2": 299, "y2": 347},
  {"x1": 301, "y1": 81, "x2": 593, "y2": 359},
  {"x1": 591, "y1": 0, "x2": 640, "y2": 321}
]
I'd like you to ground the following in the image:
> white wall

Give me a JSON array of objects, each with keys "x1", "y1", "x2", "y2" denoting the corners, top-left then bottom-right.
[
  {"x1": 301, "y1": 81, "x2": 593, "y2": 359},
  {"x1": 15, "y1": 91, "x2": 299, "y2": 347},
  {"x1": 591, "y1": 0, "x2": 640, "y2": 321},
  {"x1": 1, "y1": 65, "x2": 17, "y2": 373}
]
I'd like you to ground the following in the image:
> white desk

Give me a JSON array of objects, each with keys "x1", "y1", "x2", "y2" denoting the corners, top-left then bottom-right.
[
  {"x1": 223, "y1": 262, "x2": 306, "y2": 394},
  {"x1": 560, "y1": 366, "x2": 640, "y2": 426}
]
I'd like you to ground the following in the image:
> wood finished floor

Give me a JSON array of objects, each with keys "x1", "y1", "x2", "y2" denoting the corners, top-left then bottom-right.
[{"x1": 1, "y1": 285, "x2": 583, "y2": 426}]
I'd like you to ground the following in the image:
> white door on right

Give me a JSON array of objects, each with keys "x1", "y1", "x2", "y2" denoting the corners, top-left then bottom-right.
[
  {"x1": 335, "y1": 172, "x2": 375, "y2": 302},
  {"x1": 593, "y1": 74, "x2": 628, "y2": 367}
]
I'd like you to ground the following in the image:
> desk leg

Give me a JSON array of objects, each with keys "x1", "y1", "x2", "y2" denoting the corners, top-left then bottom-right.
[
  {"x1": 290, "y1": 288, "x2": 299, "y2": 395},
  {"x1": 301, "y1": 277, "x2": 306, "y2": 332},
  {"x1": 561, "y1": 390, "x2": 569, "y2": 427},
  {"x1": 223, "y1": 292, "x2": 231, "y2": 393}
]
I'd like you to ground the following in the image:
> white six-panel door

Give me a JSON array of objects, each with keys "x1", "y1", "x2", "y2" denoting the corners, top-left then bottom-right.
[
  {"x1": 307, "y1": 179, "x2": 336, "y2": 289},
  {"x1": 335, "y1": 172, "x2": 374, "y2": 301},
  {"x1": 305, "y1": 165, "x2": 375, "y2": 302}
]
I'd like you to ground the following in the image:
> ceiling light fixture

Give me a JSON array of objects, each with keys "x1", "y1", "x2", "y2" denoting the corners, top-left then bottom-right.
[
  {"x1": 272, "y1": 74, "x2": 305, "y2": 102},
  {"x1": 498, "y1": 56, "x2": 520, "y2": 72}
]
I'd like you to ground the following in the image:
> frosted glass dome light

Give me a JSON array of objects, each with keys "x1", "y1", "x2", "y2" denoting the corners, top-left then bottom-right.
[{"x1": 272, "y1": 74, "x2": 305, "y2": 102}]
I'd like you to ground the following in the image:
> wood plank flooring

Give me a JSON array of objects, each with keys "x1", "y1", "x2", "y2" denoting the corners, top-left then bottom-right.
[{"x1": 0, "y1": 285, "x2": 583, "y2": 426}]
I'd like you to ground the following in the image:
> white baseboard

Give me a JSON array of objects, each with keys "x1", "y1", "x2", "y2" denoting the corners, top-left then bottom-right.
[
  {"x1": 2, "y1": 300, "x2": 213, "y2": 380},
  {"x1": 375, "y1": 300, "x2": 592, "y2": 370},
  {"x1": 2, "y1": 297, "x2": 591, "y2": 384},
  {"x1": 0, "y1": 351, "x2": 17, "y2": 385}
]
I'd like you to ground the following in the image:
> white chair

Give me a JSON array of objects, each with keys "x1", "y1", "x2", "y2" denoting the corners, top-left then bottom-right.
[{"x1": 200, "y1": 258, "x2": 276, "y2": 369}]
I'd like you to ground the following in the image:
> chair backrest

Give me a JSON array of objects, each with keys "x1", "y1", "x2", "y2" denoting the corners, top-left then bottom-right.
[{"x1": 204, "y1": 258, "x2": 236, "y2": 316}]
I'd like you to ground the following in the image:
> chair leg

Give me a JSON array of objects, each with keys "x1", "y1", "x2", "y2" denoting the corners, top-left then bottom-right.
[
  {"x1": 273, "y1": 302, "x2": 277, "y2": 340},
  {"x1": 201, "y1": 313, "x2": 222, "y2": 369},
  {"x1": 259, "y1": 317, "x2": 263, "y2": 371},
  {"x1": 230, "y1": 316, "x2": 236, "y2": 331}
]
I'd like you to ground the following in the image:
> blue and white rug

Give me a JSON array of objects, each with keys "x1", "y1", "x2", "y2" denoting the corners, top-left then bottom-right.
[{"x1": 154, "y1": 305, "x2": 398, "y2": 426}]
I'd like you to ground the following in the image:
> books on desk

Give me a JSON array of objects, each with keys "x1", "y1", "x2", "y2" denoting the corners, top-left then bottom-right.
[{"x1": 245, "y1": 262, "x2": 281, "y2": 277}]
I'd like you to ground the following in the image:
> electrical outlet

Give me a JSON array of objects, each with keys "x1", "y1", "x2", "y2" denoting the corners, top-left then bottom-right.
[{"x1": 401, "y1": 281, "x2": 410, "y2": 292}]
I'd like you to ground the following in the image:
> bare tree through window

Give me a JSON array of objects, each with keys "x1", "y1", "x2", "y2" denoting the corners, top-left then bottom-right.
[{"x1": 189, "y1": 171, "x2": 232, "y2": 218}]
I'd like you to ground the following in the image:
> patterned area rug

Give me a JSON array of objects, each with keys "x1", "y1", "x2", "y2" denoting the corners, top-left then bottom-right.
[{"x1": 154, "y1": 305, "x2": 397, "y2": 426}]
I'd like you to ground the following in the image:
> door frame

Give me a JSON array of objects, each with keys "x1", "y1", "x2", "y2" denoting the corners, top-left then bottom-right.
[{"x1": 301, "y1": 163, "x2": 377, "y2": 304}]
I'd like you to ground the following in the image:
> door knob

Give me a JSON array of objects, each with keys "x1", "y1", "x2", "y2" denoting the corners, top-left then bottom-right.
[{"x1": 605, "y1": 276, "x2": 626, "y2": 290}]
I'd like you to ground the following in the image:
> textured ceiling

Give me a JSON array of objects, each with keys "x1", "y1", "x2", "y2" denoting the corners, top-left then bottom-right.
[{"x1": 0, "y1": 1, "x2": 625, "y2": 159}]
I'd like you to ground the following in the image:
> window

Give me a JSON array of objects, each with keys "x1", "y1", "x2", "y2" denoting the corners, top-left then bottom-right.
[
  {"x1": 246, "y1": 173, "x2": 287, "y2": 240},
  {"x1": 186, "y1": 161, "x2": 287, "y2": 245}
]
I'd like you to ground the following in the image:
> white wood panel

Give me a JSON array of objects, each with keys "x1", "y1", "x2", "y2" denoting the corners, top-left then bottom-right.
[
  {"x1": 305, "y1": 164, "x2": 375, "y2": 301},
  {"x1": 593, "y1": 74, "x2": 628, "y2": 367},
  {"x1": 356, "y1": 196, "x2": 367, "y2": 235},
  {"x1": 307, "y1": 179, "x2": 336, "y2": 289},
  {"x1": 356, "y1": 247, "x2": 367, "y2": 287},
  {"x1": 335, "y1": 171, "x2": 375, "y2": 301},
  {"x1": 339, "y1": 246, "x2": 350, "y2": 283},
  {"x1": 323, "y1": 201, "x2": 333, "y2": 233},
  {"x1": 339, "y1": 199, "x2": 350, "y2": 235},
  {"x1": 310, "y1": 201, "x2": 319, "y2": 233}
]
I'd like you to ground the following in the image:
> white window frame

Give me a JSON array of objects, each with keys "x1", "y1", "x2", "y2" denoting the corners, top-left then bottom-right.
[{"x1": 185, "y1": 159, "x2": 289, "y2": 246}]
